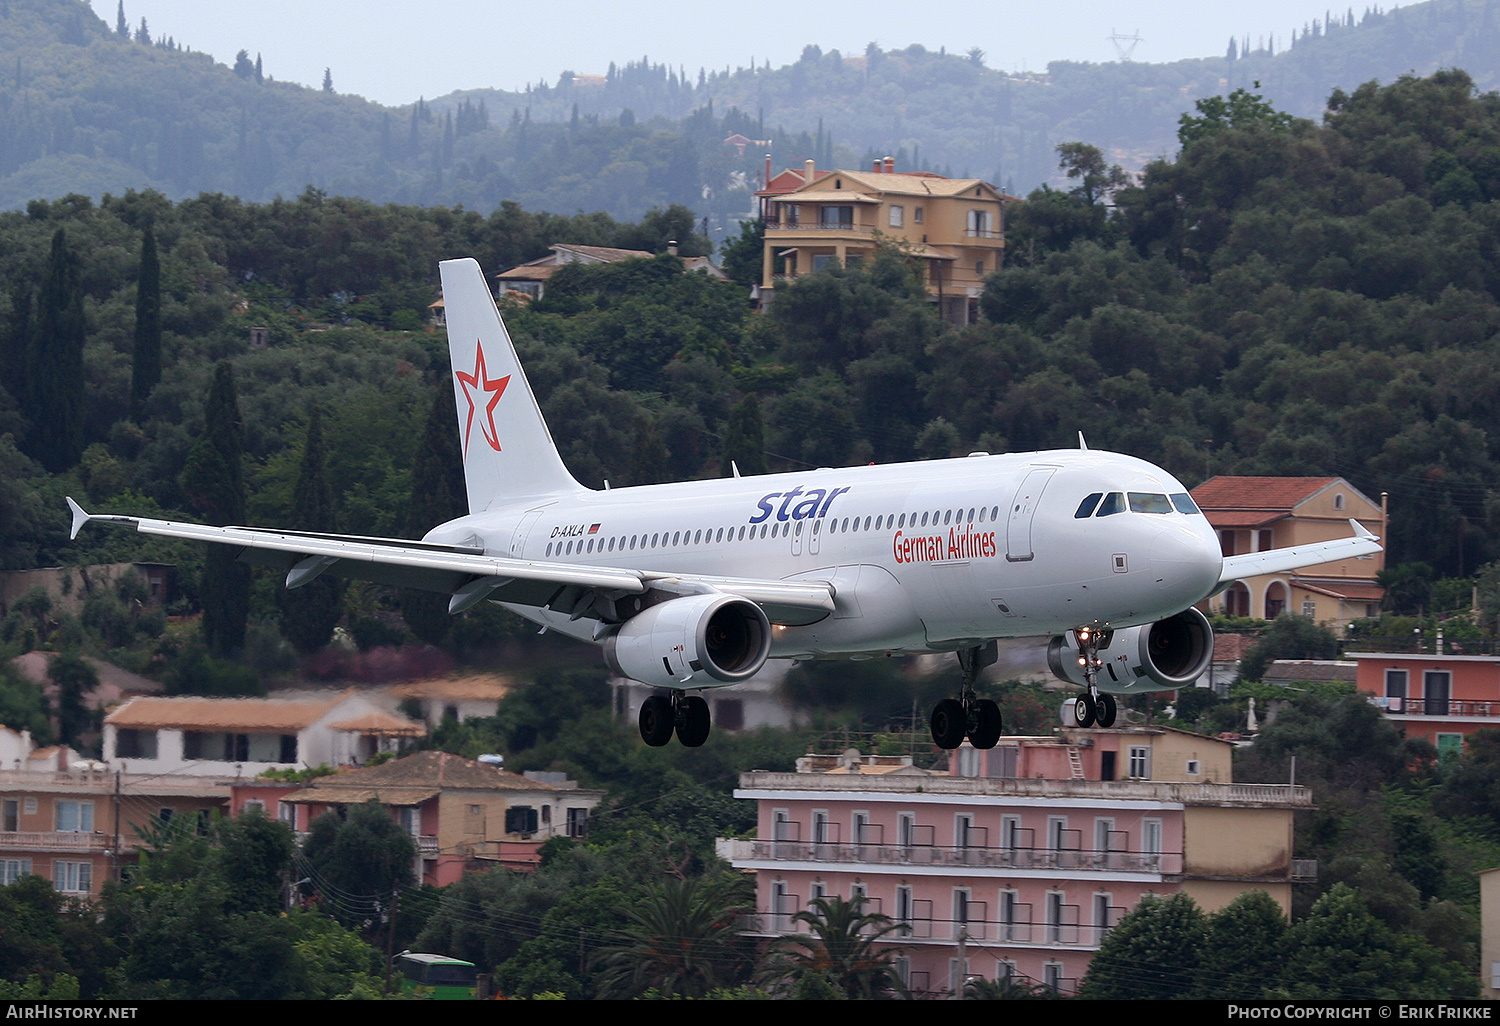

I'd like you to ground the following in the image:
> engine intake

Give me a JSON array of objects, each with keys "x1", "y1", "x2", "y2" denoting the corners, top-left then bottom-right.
[
  {"x1": 604, "y1": 593, "x2": 771, "y2": 688},
  {"x1": 1047, "y1": 607, "x2": 1214, "y2": 693}
]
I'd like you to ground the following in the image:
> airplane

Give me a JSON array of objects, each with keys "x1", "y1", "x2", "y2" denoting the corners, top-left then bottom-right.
[{"x1": 68, "y1": 257, "x2": 1384, "y2": 750}]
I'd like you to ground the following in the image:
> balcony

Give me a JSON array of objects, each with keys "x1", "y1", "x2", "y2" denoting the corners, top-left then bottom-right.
[
  {"x1": 764, "y1": 221, "x2": 874, "y2": 233},
  {"x1": 0, "y1": 831, "x2": 111, "y2": 853},
  {"x1": 737, "y1": 772, "x2": 1314, "y2": 808},
  {"x1": 725, "y1": 838, "x2": 1186, "y2": 876},
  {"x1": 1374, "y1": 697, "x2": 1500, "y2": 719}
]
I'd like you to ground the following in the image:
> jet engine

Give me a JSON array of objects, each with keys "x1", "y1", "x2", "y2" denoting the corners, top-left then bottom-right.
[
  {"x1": 1047, "y1": 607, "x2": 1214, "y2": 692},
  {"x1": 603, "y1": 593, "x2": 772, "y2": 688}
]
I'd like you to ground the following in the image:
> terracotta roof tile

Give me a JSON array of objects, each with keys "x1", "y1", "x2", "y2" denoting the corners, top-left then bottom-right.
[
  {"x1": 1192, "y1": 477, "x2": 1340, "y2": 512},
  {"x1": 292, "y1": 750, "x2": 562, "y2": 793},
  {"x1": 326, "y1": 711, "x2": 426, "y2": 737},
  {"x1": 386, "y1": 675, "x2": 513, "y2": 701},
  {"x1": 105, "y1": 696, "x2": 340, "y2": 732}
]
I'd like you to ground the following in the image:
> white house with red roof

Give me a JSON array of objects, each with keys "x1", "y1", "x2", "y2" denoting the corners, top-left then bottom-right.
[
  {"x1": 102, "y1": 693, "x2": 425, "y2": 777},
  {"x1": 1190, "y1": 477, "x2": 1386, "y2": 630}
]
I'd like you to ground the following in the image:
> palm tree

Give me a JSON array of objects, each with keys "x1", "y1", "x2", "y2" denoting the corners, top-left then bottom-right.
[
  {"x1": 760, "y1": 894, "x2": 907, "y2": 999},
  {"x1": 964, "y1": 975, "x2": 1060, "y2": 999},
  {"x1": 591, "y1": 874, "x2": 753, "y2": 998}
]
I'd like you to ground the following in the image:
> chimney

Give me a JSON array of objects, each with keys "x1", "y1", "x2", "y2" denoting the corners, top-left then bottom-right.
[
  {"x1": 804, "y1": 158, "x2": 815, "y2": 182},
  {"x1": 884, "y1": 156, "x2": 895, "y2": 174},
  {"x1": 873, "y1": 159, "x2": 882, "y2": 173},
  {"x1": 667, "y1": 240, "x2": 678, "y2": 256},
  {"x1": 764, "y1": 153, "x2": 772, "y2": 190}
]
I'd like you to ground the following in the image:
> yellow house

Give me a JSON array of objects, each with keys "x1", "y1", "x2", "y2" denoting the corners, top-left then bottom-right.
[
  {"x1": 759, "y1": 158, "x2": 1013, "y2": 324},
  {"x1": 1191, "y1": 476, "x2": 1386, "y2": 629}
]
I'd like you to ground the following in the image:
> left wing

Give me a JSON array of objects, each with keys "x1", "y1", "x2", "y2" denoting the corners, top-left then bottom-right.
[
  {"x1": 67, "y1": 498, "x2": 834, "y2": 626},
  {"x1": 1217, "y1": 518, "x2": 1382, "y2": 586}
]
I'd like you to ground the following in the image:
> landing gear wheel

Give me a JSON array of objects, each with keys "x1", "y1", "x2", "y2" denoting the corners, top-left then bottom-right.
[
  {"x1": 676, "y1": 695, "x2": 711, "y2": 748},
  {"x1": 639, "y1": 695, "x2": 675, "y2": 747},
  {"x1": 1096, "y1": 693, "x2": 1118, "y2": 728},
  {"x1": 968, "y1": 699, "x2": 1003, "y2": 749},
  {"x1": 931, "y1": 698, "x2": 967, "y2": 750},
  {"x1": 1072, "y1": 693, "x2": 1097, "y2": 728}
]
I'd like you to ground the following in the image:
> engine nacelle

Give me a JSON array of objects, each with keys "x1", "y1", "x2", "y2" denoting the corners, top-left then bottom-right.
[
  {"x1": 1047, "y1": 607, "x2": 1214, "y2": 693},
  {"x1": 603, "y1": 593, "x2": 771, "y2": 688}
]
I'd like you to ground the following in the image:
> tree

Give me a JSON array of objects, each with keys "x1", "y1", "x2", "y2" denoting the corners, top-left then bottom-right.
[
  {"x1": 398, "y1": 380, "x2": 465, "y2": 645},
  {"x1": 720, "y1": 394, "x2": 766, "y2": 477},
  {"x1": 1237, "y1": 613, "x2": 1340, "y2": 682},
  {"x1": 1280, "y1": 883, "x2": 1475, "y2": 999},
  {"x1": 300, "y1": 801, "x2": 416, "y2": 936},
  {"x1": 1078, "y1": 892, "x2": 1205, "y2": 999},
  {"x1": 233, "y1": 50, "x2": 253, "y2": 78},
  {"x1": 181, "y1": 362, "x2": 250, "y2": 656},
  {"x1": 130, "y1": 229, "x2": 161, "y2": 418},
  {"x1": 23, "y1": 229, "x2": 86, "y2": 473},
  {"x1": 46, "y1": 652, "x2": 96, "y2": 749},
  {"x1": 760, "y1": 894, "x2": 906, "y2": 999},
  {"x1": 1178, "y1": 87, "x2": 1297, "y2": 146},
  {"x1": 115, "y1": 2, "x2": 128, "y2": 38},
  {"x1": 718, "y1": 218, "x2": 765, "y2": 287},
  {"x1": 1056, "y1": 142, "x2": 1130, "y2": 207},
  {"x1": 322, "y1": 68, "x2": 334, "y2": 94},
  {"x1": 1194, "y1": 891, "x2": 1287, "y2": 999},
  {"x1": 279, "y1": 408, "x2": 343, "y2": 654},
  {"x1": 592, "y1": 873, "x2": 753, "y2": 998}
]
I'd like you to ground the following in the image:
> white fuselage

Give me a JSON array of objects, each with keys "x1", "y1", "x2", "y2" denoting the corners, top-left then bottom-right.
[{"x1": 422, "y1": 448, "x2": 1224, "y2": 660}]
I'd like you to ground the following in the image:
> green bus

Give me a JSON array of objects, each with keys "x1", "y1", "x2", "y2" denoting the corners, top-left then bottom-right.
[{"x1": 394, "y1": 952, "x2": 479, "y2": 999}]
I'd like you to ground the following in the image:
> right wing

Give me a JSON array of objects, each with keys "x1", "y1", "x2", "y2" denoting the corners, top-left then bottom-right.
[
  {"x1": 1217, "y1": 518, "x2": 1382, "y2": 585},
  {"x1": 67, "y1": 498, "x2": 833, "y2": 626}
]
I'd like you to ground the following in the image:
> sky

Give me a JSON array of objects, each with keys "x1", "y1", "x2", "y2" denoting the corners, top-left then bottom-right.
[{"x1": 97, "y1": 1, "x2": 1393, "y2": 107}]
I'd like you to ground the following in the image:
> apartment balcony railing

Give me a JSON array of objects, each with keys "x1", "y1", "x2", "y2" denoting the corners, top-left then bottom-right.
[
  {"x1": 1375, "y1": 696, "x2": 1500, "y2": 718},
  {"x1": 764, "y1": 221, "x2": 873, "y2": 232},
  {"x1": 744, "y1": 911, "x2": 1115, "y2": 950},
  {"x1": 727, "y1": 838, "x2": 1185, "y2": 875},
  {"x1": 417, "y1": 835, "x2": 439, "y2": 856},
  {"x1": 0, "y1": 830, "x2": 111, "y2": 852},
  {"x1": 964, "y1": 228, "x2": 1004, "y2": 239}
]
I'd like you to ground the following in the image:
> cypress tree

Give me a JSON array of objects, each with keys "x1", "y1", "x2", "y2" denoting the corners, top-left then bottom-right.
[
  {"x1": 720, "y1": 394, "x2": 767, "y2": 477},
  {"x1": 280, "y1": 408, "x2": 344, "y2": 654},
  {"x1": 398, "y1": 380, "x2": 465, "y2": 645},
  {"x1": 130, "y1": 229, "x2": 161, "y2": 418},
  {"x1": 0, "y1": 283, "x2": 30, "y2": 406},
  {"x1": 182, "y1": 361, "x2": 250, "y2": 656},
  {"x1": 25, "y1": 229, "x2": 85, "y2": 473}
]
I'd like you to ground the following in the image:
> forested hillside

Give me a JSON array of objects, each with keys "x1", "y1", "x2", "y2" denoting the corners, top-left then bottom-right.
[
  {"x1": 6, "y1": 0, "x2": 1500, "y2": 219},
  {"x1": 4, "y1": 71, "x2": 1500, "y2": 615}
]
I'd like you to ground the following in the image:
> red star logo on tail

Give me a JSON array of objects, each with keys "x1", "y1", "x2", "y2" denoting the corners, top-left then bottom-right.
[{"x1": 455, "y1": 339, "x2": 511, "y2": 455}]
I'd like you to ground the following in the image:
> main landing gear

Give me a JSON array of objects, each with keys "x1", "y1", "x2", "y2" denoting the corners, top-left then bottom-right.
[
  {"x1": 1069, "y1": 626, "x2": 1118, "y2": 728},
  {"x1": 639, "y1": 692, "x2": 711, "y2": 748},
  {"x1": 930, "y1": 642, "x2": 1003, "y2": 751}
]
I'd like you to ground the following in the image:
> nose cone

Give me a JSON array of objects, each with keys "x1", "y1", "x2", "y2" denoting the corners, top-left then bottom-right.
[{"x1": 1149, "y1": 520, "x2": 1223, "y2": 609}]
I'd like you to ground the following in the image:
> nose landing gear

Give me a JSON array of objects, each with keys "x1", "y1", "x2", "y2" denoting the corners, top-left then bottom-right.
[
  {"x1": 930, "y1": 642, "x2": 1004, "y2": 750},
  {"x1": 1070, "y1": 626, "x2": 1118, "y2": 728}
]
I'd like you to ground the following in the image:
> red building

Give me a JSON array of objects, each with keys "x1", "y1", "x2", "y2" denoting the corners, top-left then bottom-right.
[{"x1": 1352, "y1": 650, "x2": 1500, "y2": 757}]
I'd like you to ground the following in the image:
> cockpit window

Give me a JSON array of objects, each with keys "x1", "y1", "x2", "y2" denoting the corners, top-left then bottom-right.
[
  {"x1": 1170, "y1": 492, "x2": 1201, "y2": 515},
  {"x1": 1075, "y1": 493, "x2": 1103, "y2": 519},
  {"x1": 1128, "y1": 492, "x2": 1173, "y2": 514},
  {"x1": 1095, "y1": 492, "x2": 1125, "y2": 516}
]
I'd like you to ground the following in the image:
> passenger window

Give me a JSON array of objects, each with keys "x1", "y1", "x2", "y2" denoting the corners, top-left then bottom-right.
[
  {"x1": 1075, "y1": 493, "x2": 1103, "y2": 519},
  {"x1": 1128, "y1": 493, "x2": 1173, "y2": 514},
  {"x1": 1170, "y1": 493, "x2": 1201, "y2": 515},
  {"x1": 1096, "y1": 493, "x2": 1125, "y2": 517}
]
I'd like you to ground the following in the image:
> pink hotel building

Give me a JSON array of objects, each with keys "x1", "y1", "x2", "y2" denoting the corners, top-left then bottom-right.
[{"x1": 726, "y1": 726, "x2": 1311, "y2": 996}]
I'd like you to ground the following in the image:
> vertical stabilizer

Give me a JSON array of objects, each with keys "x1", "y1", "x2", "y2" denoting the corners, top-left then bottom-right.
[{"x1": 440, "y1": 258, "x2": 584, "y2": 511}]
